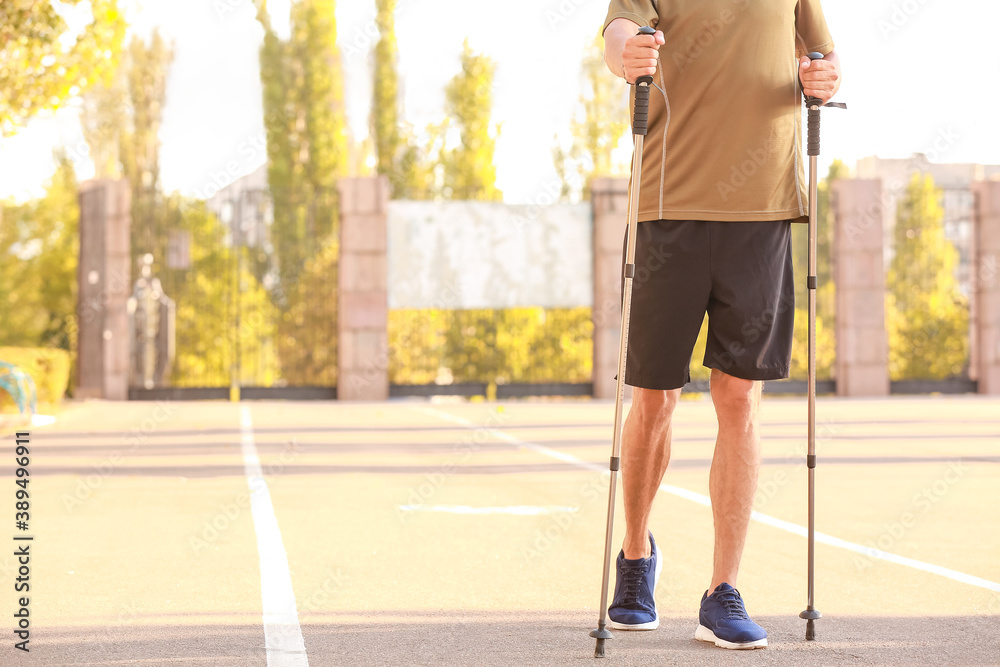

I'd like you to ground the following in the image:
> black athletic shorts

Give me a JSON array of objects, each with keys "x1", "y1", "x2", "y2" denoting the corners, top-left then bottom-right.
[{"x1": 622, "y1": 220, "x2": 795, "y2": 390}]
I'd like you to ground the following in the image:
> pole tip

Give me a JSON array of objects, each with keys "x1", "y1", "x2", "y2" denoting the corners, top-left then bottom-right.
[
  {"x1": 806, "y1": 619, "x2": 816, "y2": 640},
  {"x1": 594, "y1": 638, "x2": 606, "y2": 658}
]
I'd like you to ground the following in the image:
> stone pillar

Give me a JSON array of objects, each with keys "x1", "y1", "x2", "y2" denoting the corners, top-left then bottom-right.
[
  {"x1": 591, "y1": 177, "x2": 630, "y2": 400},
  {"x1": 832, "y1": 179, "x2": 890, "y2": 396},
  {"x1": 76, "y1": 180, "x2": 131, "y2": 400},
  {"x1": 337, "y1": 176, "x2": 389, "y2": 401},
  {"x1": 973, "y1": 181, "x2": 1000, "y2": 395}
]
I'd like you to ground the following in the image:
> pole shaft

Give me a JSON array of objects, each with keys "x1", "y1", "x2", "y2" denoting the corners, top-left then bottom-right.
[
  {"x1": 806, "y1": 148, "x2": 818, "y2": 611},
  {"x1": 595, "y1": 131, "x2": 645, "y2": 629}
]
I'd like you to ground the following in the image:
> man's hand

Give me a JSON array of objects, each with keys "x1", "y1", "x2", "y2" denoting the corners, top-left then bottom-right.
[
  {"x1": 622, "y1": 29, "x2": 664, "y2": 83},
  {"x1": 604, "y1": 18, "x2": 664, "y2": 82},
  {"x1": 799, "y1": 52, "x2": 842, "y2": 104}
]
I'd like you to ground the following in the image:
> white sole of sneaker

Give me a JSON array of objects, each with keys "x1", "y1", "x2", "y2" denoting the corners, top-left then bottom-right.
[
  {"x1": 609, "y1": 616, "x2": 659, "y2": 631},
  {"x1": 694, "y1": 624, "x2": 768, "y2": 650},
  {"x1": 607, "y1": 540, "x2": 664, "y2": 631}
]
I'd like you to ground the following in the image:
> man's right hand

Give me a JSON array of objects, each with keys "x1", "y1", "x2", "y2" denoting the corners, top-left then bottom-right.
[
  {"x1": 604, "y1": 19, "x2": 664, "y2": 83},
  {"x1": 621, "y1": 28, "x2": 664, "y2": 83}
]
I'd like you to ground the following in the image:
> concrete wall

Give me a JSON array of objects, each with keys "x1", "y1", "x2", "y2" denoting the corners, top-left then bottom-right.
[
  {"x1": 973, "y1": 180, "x2": 1000, "y2": 394},
  {"x1": 337, "y1": 176, "x2": 390, "y2": 400},
  {"x1": 77, "y1": 180, "x2": 131, "y2": 400},
  {"x1": 832, "y1": 179, "x2": 890, "y2": 396},
  {"x1": 590, "y1": 177, "x2": 630, "y2": 400}
]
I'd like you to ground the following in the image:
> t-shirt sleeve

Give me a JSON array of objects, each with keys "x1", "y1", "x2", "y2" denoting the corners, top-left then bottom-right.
[
  {"x1": 794, "y1": 0, "x2": 835, "y2": 57},
  {"x1": 603, "y1": 0, "x2": 658, "y2": 35}
]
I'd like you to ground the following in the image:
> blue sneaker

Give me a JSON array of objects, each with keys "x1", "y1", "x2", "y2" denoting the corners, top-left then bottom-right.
[
  {"x1": 694, "y1": 583, "x2": 768, "y2": 649},
  {"x1": 607, "y1": 533, "x2": 663, "y2": 630}
]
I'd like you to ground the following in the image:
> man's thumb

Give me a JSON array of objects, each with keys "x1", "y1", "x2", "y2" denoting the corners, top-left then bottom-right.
[{"x1": 799, "y1": 56, "x2": 812, "y2": 71}]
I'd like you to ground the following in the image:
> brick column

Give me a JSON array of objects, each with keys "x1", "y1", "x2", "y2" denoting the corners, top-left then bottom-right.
[
  {"x1": 832, "y1": 179, "x2": 890, "y2": 396},
  {"x1": 591, "y1": 177, "x2": 630, "y2": 399},
  {"x1": 337, "y1": 176, "x2": 389, "y2": 401},
  {"x1": 76, "y1": 180, "x2": 131, "y2": 400},
  {"x1": 973, "y1": 181, "x2": 1000, "y2": 395}
]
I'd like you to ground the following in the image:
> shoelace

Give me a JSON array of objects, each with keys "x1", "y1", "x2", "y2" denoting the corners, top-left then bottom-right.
[
  {"x1": 621, "y1": 562, "x2": 649, "y2": 603},
  {"x1": 714, "y1": 589, "x2": 750, "y2": 620}
]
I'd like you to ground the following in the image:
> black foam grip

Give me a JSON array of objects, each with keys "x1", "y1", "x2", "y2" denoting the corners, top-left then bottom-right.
[
  {"x1": 807, "y1": 106, "x2": 820, "y2": 156},
  {"x1": 633, "y1": 82, "x2": 651, "y2": 136}
]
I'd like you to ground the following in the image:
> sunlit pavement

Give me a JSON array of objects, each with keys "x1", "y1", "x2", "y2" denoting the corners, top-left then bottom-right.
[{"x1": 2, "y1": 395, "x2": 998, "y2": 665}]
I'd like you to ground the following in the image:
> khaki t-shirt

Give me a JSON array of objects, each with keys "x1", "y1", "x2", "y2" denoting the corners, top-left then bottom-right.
[{"x1": 604, "y1": 0, "x2": 834, "y2": 223}]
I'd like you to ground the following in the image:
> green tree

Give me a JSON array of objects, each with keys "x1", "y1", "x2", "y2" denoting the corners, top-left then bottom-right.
[
  {"x1": 0, "y1": 155, "x2": 79, "y2": 351},
  {"x1": 371, "y1": 0, "x2": 402, "y2": 192},
  {"x1": 255, "y1": 0, "x2": 346, "y2": 273},
  {"x1": 553, "y1": 30, "x2": 630, "y2": 201},
  {"x1": 887, "y1": 174, "x2": 969, "y2": 379},
  {"x1": 79, "y1": 29, "x2": 174, "y2": 284},
  {"x1": 121, "y1": 31, "x2": 173, "y2": 266},
  {"x1": 255, "y1": 0, "x2": 347, "y2": 384},
  {"x1": 441, "y1": 41, "x2": 501, "y2": 201},
  {"x1": 156, "y1": 197, "x2": 280, "y2": 387},
  {"x1": 0, "y1": 0, "x2": 126, "y2": 135}
]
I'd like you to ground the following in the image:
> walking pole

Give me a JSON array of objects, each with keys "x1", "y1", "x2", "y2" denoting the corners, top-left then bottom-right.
[
  {"x1": 799, "y1": 51, "x2": 845, "y2": 642},
  {"x1": 590, "y1": 25, "x2": 656, "y2": 660}
]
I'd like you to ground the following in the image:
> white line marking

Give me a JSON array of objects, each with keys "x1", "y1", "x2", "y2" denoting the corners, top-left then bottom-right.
[
  {"x1": 241, "y1": 405, "x2": 309, "y2": 666},
  {"x1": 415, "y1": 406, "x2": 1000, "y2": 594},
  {"x1": 399, "y1": 504, "x2": 579, "y2": 516}
]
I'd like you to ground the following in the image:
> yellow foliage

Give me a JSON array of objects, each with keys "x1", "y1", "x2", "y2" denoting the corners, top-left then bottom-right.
[
  {"x1": 886, "y1": 174, "x2": 969, "y2": 380},
  {"x1": 388, "y1": 307, "x2": 593, "y2": 385},
  {"x1": 0, "y1": 347, "x2": 71, "y2": 407}
]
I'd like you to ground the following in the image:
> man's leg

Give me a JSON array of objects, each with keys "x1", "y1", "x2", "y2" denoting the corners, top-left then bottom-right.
[
  {"x1": 707, "y1": 369, "x2": 762, "y2": 590},
  {"x1": 621, "y1": 386, "x2": 681, "y2": 560}
]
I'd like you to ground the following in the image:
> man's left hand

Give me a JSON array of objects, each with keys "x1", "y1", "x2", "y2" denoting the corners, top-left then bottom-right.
[{"x1": 799, "y1": 54, "x2": 841, "y2": 104}]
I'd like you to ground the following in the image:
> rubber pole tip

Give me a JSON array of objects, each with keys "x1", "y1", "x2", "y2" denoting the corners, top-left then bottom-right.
[
  {"x1": 594, "y1": 638, "x2": 606, "y2": 658},
  {"x1": 806, "y1": 619, "x2": 816, "y2": 641}
]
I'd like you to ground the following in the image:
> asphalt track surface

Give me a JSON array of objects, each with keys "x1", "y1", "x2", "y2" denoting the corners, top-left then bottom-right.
[{"x1": 1, "y1": 395, "x2": 998, "y2": 666}]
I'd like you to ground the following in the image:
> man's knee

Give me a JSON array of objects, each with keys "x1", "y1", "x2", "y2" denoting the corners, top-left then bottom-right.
[
  {"x1": 710, "y1": 371, "x2": 760, "y2": 426},
  {"x1": 631, "y1": 387, "x2": 680, "y2": 429}
]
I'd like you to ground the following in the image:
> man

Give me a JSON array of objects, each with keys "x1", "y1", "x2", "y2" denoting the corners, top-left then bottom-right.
[{"x1": 601, "y1": 0, "x2": 841, "y2": 650}]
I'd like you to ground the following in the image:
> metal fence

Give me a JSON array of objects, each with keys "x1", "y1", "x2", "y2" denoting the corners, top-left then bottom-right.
[{"x1": 128, "y1": 186, "x2": 339, "y2": 397}]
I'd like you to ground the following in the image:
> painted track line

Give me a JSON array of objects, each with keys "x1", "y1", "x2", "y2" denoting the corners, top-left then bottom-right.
[
  {"x1": 241, "y1": 405, "x2": 309, "y2": 666},
  {"x1": 415, "y1": 406, "x2": 1000, "y2": 594}
]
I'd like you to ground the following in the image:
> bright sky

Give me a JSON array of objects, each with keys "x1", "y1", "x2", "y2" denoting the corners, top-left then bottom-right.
[{"x1": 1, "y1": 0, "x2": 998, "y2": 204}]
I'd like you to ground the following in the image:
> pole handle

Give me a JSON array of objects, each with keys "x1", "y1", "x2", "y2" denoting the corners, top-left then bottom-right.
[
  {"x1": 802, "y1": 51, "x2": 825, "y2": 109},
  {"x1": 802, "y1": 52, "x2": 824, "y2": 157},
  {"x1": 631, "y1": 27, "x2": 657, "y2": 136}
]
